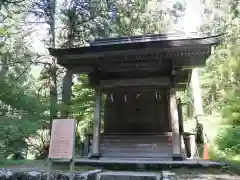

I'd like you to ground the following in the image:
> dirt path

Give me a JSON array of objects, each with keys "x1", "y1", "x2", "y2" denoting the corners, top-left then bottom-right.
[{"x1": 168, "y1": 168, "x2": 240, "y2": 180}]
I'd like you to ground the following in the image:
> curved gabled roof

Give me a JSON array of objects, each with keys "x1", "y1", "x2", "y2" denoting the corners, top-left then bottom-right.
[
  {"x1": 49, "y1": 33, "x2": 223, "y2": 58},
  {"x1": 49, "y1": 33, "x2": 223, "y2": 89}
]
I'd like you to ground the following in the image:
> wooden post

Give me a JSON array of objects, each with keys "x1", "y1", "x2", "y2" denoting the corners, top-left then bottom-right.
[
  {"x1": 190, "y1": 134, "x2": 197, "y2": 159},
  {"x1": 90, "y1": 88, "x2": 101, "y2": 158},
  {"x1": 177, "y1": 98, "x2": 183, "y2": 133},
  {"x1": 169, "y1": 90, "x2": 181, "y2": 160},
  {"x1": 83, "y1": 135, "x2": 90, "y2": 157},
  {"x1": 177, "y1": 98, "x2": 186, "y2": 158},
  {"x1": 47, "y1": 159, "x2": 52, "y2": 180}
]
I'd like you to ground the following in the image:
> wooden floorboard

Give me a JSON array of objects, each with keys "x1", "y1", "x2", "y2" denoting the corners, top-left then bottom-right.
[{"x1": 74, "y1": 158, "x2": 225, "y2": 165}]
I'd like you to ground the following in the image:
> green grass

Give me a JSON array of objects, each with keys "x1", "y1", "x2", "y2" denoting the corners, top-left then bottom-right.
[
  {"x1": 0, "y1": 159, "x2": 46, "y2": 168},
  {"x1": 208, "y1": 152, "x2": 240, "y2": 175},
  {"x1": 225, "y1": 155, "x2": 240, "y2": 173},
  {"x1": 0, "y1": 159, "x2": 97, "y2": 172}
]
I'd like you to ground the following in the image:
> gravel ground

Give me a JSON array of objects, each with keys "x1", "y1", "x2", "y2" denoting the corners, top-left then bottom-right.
[
  {"x1": 1, "y1": 161, "x2": 240, "y2": 180},
  {"x1": 165, "y1": 168, "x2": 240, "y2": 180}
]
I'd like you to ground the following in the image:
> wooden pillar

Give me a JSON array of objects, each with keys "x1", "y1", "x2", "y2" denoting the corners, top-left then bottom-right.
[
  {"x1": 177, "y1": 98, "x2": 183, "y2": 133},
  {"x1": 61, "y1": 69, "x2": 73, "y2": 118},
  {"x1": 190, "y1": 134, "x2": 197, "y2": 159},
  {"x1": 177, "y1": 98, "x2": 187, "y2": 159},
  {"x1": 90, "y1": 87, "x2": 101, "y2": 158},
  {"x1": 83, "y1": 134, "x2": 90, "y2": 157},
  {"x1": 169, "y1": 90, "x2": 181, "y2": 160}
]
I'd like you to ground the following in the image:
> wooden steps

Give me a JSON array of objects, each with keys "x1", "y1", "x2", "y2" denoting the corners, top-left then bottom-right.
[{"x1": 99, "y1": 135, "x2": 172, "y2": 158}]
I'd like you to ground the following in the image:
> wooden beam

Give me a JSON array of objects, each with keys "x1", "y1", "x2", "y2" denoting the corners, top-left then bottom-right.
[
  {"x1": 100, "y1": 56, "x2": 207, "y2": 72},
  {"x1": 100, "y1": 77, "x2": 171, "y2": 88},
  {"x1": 64, "y1": 65, "x2": 94, "y2": 73},
  {"x1": 102, "y1": 84, "x2": 187, "y2": 92},
  {"x1": 103, "y1": 86, "x2": 170, "y2": 92},
  {"x1": 99, "y1": 64, "x2": 165, "y2": 73},
  {"x1": 90, "y1": 88, "x2": 101, "y2": 158},
  {"x1": 55, "y1": 43, "x2": 212, "y2": 60},
  {"x1": 169, "y1": 90, "x2": 181, "y2": 160},
  {"x1": 176, "y1": 55, "x2": 208, "y2": 69},
  {"x1": 59, "y1": 54, "x2": 208, "y2": 74}
]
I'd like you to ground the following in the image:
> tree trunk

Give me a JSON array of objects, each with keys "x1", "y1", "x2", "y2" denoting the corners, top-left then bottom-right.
[
  {"x1": 0, "y1": 59, "x2": 8, "y2": 78},
  {"x1": 60, "y1": 5, "x2": 74, "y2": 118},
  {"x1": 49, "y1": 60, "x2": 57, "y2": 130},
  {"x1": 49, "y1": 0, "x2": 57, "y2": 134},
  {"x1": 61, "y1": 70, "x2": 73, "y2": 118},
  {"x1": 191, "y1": 68, "x2": 204, "y2": 116}
]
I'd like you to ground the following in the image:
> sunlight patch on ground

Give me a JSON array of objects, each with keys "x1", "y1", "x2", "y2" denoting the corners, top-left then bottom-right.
[{"x1": 229, "y1": 155, "x2": 240, "y2": 161}]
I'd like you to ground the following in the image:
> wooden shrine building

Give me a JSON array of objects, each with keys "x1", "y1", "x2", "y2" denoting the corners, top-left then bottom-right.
[{"x1": 49, "y1": 33, "x2": 221, "y2": 162}]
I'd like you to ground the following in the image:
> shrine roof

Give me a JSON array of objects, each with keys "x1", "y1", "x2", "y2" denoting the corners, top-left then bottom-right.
[
  {"x1": 49, "y1": 33, "x2": 223, "y2": 76},
  {"x1": 49, "y1": 33, "x2": 223, "y2": 57},
  {"x1": 90, "y1": 33, "x2": 222, "y2": 46}
]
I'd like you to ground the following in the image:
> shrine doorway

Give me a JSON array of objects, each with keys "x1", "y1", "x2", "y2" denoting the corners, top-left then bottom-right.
[{"x1": 104, "y1": 89, "x2": 171, "y2": 135}]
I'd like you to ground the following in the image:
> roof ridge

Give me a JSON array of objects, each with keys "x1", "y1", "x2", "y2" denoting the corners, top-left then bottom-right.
[{"x1": 91, "y1": 33, "x2": 224, "y2": 46}]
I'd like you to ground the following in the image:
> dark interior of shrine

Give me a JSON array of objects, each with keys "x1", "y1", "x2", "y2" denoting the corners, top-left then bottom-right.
[{"x1": 104, "y1": 89, "x2": 171, "y2": 134}]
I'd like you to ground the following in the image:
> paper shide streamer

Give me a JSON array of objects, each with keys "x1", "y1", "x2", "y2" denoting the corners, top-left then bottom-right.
[
  {"x1": 155, "y1": 92, "x2": 161, "y2": 100},
  {"x1": 109, "y1": 93, "x2": 114, "y2": 102},
  {"x1": 136, "y1": 93, "x2": 140, "y2": 99},
  {"x1": 109, "y1": 92, "x2": 161, "y2": 102},
  {"x1": 124, "y1": 92, "x2": 127, "y2": 103}
]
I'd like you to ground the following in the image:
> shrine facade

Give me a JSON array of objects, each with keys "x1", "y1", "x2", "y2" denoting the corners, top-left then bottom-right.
[{"x1": 49, "y1": 33, "x2": 221, "y2": 161}]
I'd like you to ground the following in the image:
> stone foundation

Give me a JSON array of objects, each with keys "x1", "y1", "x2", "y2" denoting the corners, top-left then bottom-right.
[
  {"x1": 96, "y1": 171, "x2": 161, "y2": 180},
  {"x1": 0, "y1": 168, "x2": 237, "y2": 180},
  {"x1": 0, "y1": 169, "x2": 102, "y2": 180}
]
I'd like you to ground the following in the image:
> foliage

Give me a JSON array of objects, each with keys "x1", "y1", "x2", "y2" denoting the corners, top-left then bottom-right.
[
  {"x1": 1, "y1": 0, "x2": 186, "y2": 160},
  {"x1": 0, "y1": 64, "x2": 49, "y2": 159},
  {"x1": 198, "y1": 0, "x2": 240, "y2": 159},
  {"x1": 0, "y1": 0, "x2": 50, "y2": 160},
  {"x1": 216, "y1": 126, "x2": 240, "y2": 156},
  {"x1": 2, "y1": 0, "x2": 240, "y2": 163},
  {"x1": 0, "y1": 159, "x2": 45, "y2": 167}
]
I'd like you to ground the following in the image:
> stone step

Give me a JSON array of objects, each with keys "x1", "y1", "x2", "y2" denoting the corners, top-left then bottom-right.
[{"x1": 96, "y1": 171, "x2": 161, "y2": 180}]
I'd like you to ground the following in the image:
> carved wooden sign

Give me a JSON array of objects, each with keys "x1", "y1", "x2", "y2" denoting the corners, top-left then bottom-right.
[{"x1": 48, "y1": 119, "x2": 76, "y2": 159}]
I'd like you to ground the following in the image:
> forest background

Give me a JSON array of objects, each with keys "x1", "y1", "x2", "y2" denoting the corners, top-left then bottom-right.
[{"x1": 0, "y1": 0, "x2": 239, "y2": 164}]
